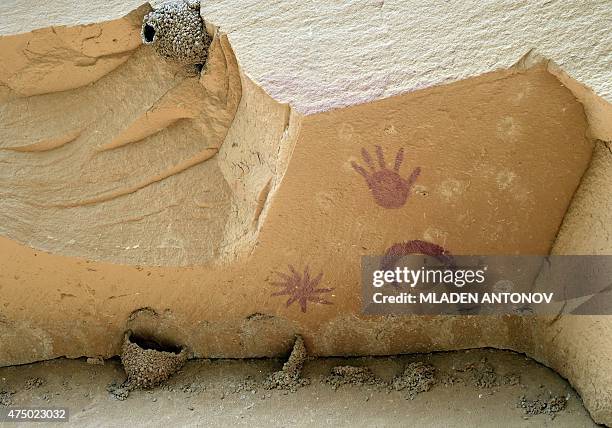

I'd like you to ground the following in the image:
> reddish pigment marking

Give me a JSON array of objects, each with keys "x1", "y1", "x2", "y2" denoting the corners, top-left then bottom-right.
[
  {"x1": 352, "y1": 145, "x2": 421, "y2": 209},
  {"x1": 270, "y1": 265, "x2": 333, "y2": 313},
  {"x1": 380, "y1": 240, "x2": 455, "y2": 282}
]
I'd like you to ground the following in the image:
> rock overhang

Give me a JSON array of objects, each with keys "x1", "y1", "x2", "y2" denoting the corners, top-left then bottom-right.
[{"x1": 0, "y1": 1, "x2": 611, "y2": 425}]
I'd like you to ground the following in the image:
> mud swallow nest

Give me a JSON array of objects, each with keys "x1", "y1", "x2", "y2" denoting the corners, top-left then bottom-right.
[
  {"x1": 121, "y1": 331, "x2": 188, "y2": 389},
  {"x1": 141, "y1": 0, "x2": 211, "y2": 65}
]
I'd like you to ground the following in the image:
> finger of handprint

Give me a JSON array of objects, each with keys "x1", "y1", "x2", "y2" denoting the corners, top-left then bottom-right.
[
  {"x1": 394, "y1": 148, "x2": 405, "y2": 172},
  {"x1": 407, "y1": 166, "x2": 422, "y2": 186},
  {"x1": 351, "y1": 161, "x2": 370, "y2": 178},
  {"x1": 361, "y1": 148, "x2": 375, "y2": 169},
  {"x1": 375, "y1": 145, "x2": 386, "y2": 168}
]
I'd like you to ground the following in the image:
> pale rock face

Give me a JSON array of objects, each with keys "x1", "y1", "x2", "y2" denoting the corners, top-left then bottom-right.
[
  {"x1": 198, "y1": 0, "x2": 612, "y2": 114},
  {"x1": 0, "y1": 30, "x2": 249, "y2": 266},
  {"x1": 0, "y1": 5, "x2": 148, "y2": 96},
  {"x1": 553, "y1": 142, "x2": 612, "y2": 255},
  {"x1": 1, "y1": 1, "x2": 610, "y2": 114},
  {"x1": 0, "y1": 0, "x2": 146, "y2": 34}
]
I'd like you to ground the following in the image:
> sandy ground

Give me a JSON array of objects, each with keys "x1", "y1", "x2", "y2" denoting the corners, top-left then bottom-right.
[{"x1": 0, "y1": 349, "x2": 598, "y2": 428}]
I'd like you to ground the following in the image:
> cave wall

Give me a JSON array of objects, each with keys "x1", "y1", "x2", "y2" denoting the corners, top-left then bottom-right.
[{"x1": 0, "y1": 1, "x2": 611, "y2": 424}]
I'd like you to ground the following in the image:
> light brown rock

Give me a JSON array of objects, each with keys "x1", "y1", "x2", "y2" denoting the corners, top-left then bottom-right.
[{"x1": 0, "y1": 5, "x2": 610, "y2": 426}]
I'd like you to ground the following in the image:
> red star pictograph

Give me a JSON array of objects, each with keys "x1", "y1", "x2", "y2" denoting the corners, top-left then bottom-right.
[{"x1": 270, "y1": 265, "x2": 334, "y2": 313}]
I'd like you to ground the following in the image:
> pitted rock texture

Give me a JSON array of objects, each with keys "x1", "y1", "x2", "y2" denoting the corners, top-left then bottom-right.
[
  {"x1": 142, "y1": 0, "x2": 211, "y2": 65},
  {"x1": 120, "y1": 332, "x2": 188, "y2": 390}
]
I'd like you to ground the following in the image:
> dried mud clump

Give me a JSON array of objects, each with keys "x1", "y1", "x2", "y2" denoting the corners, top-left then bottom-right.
[
  {"x1": 120, "y1": 331, "x2": 188, "y2": 390},
  {"x1": 229, "y1": 376, "x2": 258, "y2": 394},
  {"x1": 0, "y1": 391, "x2": 13, "y2": 406},
  {"x1": 460, "y1": 358, "x2": 499, "y2": 388},
  {"x1": 324, "y1": 366, "x2": 385, "y2": 390},
  {"x1": 141, "y1": 0, "x2": 211, "y2": 65},
  {"x1": 455, "y1": 357, "x2": 521, "y2": 389},
  {"x1": 518, "y1": 394, "x2": 568, "y2": 418},
  {"x1": 106, "y1": 381, "x2": 131, "y2": 401},
  {"x1": 502, "y1": 373, "x2": 521, "y2": 386},
  {"x1": 263, "y1": 335, "x2": 309, "y2": 392},
  {"x1": 390, "y1": 361, "x2": 436, "y2": 400},
  {"x1": 24, "y1": 377, "x2": 45, "y2": 390}
]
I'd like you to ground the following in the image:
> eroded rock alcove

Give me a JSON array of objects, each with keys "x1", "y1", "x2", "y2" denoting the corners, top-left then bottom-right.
[{"x1": 0, "y1": 1, "x2": 610, "y2": 425}]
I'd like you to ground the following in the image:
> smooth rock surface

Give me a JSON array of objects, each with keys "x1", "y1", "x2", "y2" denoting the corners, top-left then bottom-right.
[{"x1": 200, "y1": 0, "x2": 612, "y2": 114}]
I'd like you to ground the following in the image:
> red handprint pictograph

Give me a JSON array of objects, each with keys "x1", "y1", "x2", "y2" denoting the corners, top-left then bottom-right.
[{"x1": 352, "y1": 146, "x2": 421, "y2": 209}]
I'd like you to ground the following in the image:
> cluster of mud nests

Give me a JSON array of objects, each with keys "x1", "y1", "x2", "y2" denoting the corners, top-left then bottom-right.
[
  {"x1": 0, "y1": 377, "x2": 47, "y2": 406},
  {"x1": 110, "y1": 333, "x2": 310, "y2": 400},
  {"x1": 1, "y1": 346, "x2": 584, "y2": 424},
  {"x1": 102, "y1": 334, "x2": 571, "y2": 421},
  {"x1": 321, "y1": 357, "x2": 526, "y2": 401},
  {"x1": 109, "y1": 334, "x2": 313, "y2": 398}
]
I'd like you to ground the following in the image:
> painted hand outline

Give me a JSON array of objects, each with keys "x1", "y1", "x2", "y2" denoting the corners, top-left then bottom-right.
[{"x1": 351, "y1": 146, "x2": 421, "y2": 209}]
